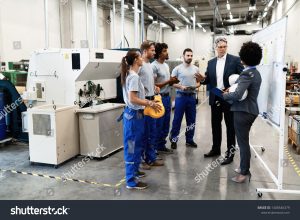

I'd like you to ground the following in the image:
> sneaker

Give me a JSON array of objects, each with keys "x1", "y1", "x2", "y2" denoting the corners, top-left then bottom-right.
[
  {"x1": 171, "y1": 142, "x2": 177, "y2": 149},
  {"x1": 135, "y1": 170, "x2": 146, "y2": 178},
  {"x1": 140, "y1": 162, "x2": 151, "y2": 170},
  {"x1": 150, "y1": 160, "x2": 164, "y2": 166},
  {"x1": 126, "y1": 181, "x2": 148, "y2": 190},
  {"x1": 156, "y1": 156, "x2": 164, "y2": 161},
  {"x1": 186, "y1": 141, "x2": 197, "y2": 148},
  {"x1": 158, "y1": 147, "x2": 174, "y2": 154}
]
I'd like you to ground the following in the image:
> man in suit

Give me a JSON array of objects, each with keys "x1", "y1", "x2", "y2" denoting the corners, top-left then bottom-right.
[{"x1": 198, "y1": 37, "x2": 244, "y2": 165}]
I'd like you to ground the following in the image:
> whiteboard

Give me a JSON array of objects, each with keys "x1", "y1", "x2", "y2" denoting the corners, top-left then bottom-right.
[{"x1": 252, "y1": 17, "x2": 287, "y2": 126}]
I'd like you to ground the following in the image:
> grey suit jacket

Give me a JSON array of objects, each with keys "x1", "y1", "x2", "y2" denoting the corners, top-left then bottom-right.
[
  {"x1": 223, "y1": 68, "x2": 262, "y2": 116},
  {"x1": 202, "y1": 54, "x2": 244, "y2": 105}
]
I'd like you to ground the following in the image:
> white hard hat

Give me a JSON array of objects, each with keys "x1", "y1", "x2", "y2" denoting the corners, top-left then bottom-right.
[
  {"x1": 228, "y1": 83, "x2": 248, "y2": 101},
  {"x1": 228, "y1": 74, "x2": 240, "y2": 86}
]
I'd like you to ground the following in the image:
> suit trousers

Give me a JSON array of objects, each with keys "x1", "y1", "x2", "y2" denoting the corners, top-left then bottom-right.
[
  {"x1": 211, "y1": 97, "x2": 236, "y2": 156},
  {"x1": 233, "y1": 111, "x2": 257, "y2": 175}
]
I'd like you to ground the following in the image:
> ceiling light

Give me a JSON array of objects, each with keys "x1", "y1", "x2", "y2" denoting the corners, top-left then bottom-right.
[
  {"x1": 262, "y1": 11, "x2": 267, "y2": 18},
  {"x1": 148, "y1": 15, "x2": 153, "y2": 20},
  {"x1": 247, "y1": 22, "x2": 252, "y2": 25},
  {"x1": 197, "y1": 23, "x2": 202, "y2": 28},
  {"x1": 202, "y1": 28, "x2": 207, "y2": 32},
  {"x1": 230, "y1": 14, "x2": 233, "y2": 19},
  {"x1": 180, "y1": 6, "x2": 187, "y2": 13},
  {"x1": 249, "y1": 5, "x2": 256, "y2": 11},
  {"x1": 268, "y1": 0, "x2": 274, "y2": 7},
  {"x1": 175, "y1": 26, "x2": 180, "y2": 30},
  {"x1": 153, "y1": 20, "x2": 158, "y2": 24},
  {"x1": 160, "y1": 22, "x2": 167, "y2": 27},
  {"x1": 132, "y1": 6, "x2": 141, "y2": 13},
  {"x1": 226, "y1": 1, "x2": 230, "y2": 10}
]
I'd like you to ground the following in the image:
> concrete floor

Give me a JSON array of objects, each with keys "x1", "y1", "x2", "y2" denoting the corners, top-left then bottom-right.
[{"x1": 0, "y1": 93, "x2": 300, "y2": 200}]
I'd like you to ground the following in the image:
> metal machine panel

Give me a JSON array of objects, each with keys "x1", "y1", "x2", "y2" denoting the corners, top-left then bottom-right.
[{"x1": 76, "y1": 103, "x2": 125, "y2": 158}]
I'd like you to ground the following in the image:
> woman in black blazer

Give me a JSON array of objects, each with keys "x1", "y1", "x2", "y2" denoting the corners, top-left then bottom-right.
[{"x1": 223, "y1": 42, "x2": 263, "y2": 183}]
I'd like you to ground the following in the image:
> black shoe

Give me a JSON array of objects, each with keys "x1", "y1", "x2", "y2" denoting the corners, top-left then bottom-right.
[
  {"x1": 158, "y1": 147, "x2": 174, "y2": 154},
  {"x1": 186, "y1": 141, "x2": 197, "y2": 148},
  {"x1": 171, "y1": 142, "x2": 177, "y2": 149},
  {"x1": 220, "y1": 157, "x2": 233, "y2": 165},
  {"x1": 204, "y1": 150, "x2": 221, "y2": 158},
  {"x1": 126, "y1": 181, "x2": 148, "y2": 190}
]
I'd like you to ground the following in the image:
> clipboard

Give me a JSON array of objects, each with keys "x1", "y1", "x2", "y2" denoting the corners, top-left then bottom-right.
[{"x1": 211, "y1": 87, "x2": 224, "y2": 99}]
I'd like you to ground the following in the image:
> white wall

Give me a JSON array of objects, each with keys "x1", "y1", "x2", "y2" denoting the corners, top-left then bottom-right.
[
  {"x1": 163, "y1": 27, "x2": 251, "y2": 73},
  {"x1": 0, "y1": 0, "x2": 60, "y2": 62},
  {"x1": 0, "y1": 0, "x2": 136, "y2": 63}
]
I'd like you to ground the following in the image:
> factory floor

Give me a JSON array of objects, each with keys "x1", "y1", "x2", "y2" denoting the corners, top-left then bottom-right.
[{"x1": 0, "y1": 92, "x2": 300, "y2": 200}]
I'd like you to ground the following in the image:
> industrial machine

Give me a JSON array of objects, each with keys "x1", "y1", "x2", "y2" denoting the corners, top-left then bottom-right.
[
  {"x1": 27, "y1": 104, "x2": 79, "y2": 166},
  {"x1": 24, "y1": 48, "x2": 127, "y2": 163},
  {"x1": 76, "y1": 103, "x2": 125, "y2": 158},
  {"x1": 25, "y1": 48, "x2": 126, "y2": 106}
]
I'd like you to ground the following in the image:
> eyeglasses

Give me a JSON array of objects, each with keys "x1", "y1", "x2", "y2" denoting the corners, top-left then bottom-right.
[{"x1": 217, "y1": 46, "x2": 227, "y2": 49}]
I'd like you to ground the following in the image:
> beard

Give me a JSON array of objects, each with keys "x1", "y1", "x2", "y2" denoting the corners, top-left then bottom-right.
[{"x1": 185, "y1": 59, "x2": 192, "y2": 64}]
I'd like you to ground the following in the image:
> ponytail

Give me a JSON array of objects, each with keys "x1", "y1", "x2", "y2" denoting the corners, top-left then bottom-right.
[{"x1": 120, "y1": 49, "x2": 140, "y2": 85}]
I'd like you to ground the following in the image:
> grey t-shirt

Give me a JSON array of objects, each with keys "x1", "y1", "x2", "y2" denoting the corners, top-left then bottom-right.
[
  {"x1": 151, "y1": 60, "x2": 170, "y2": 94},
  {"x1": 139, "y1": 61, "x2": 155, "y2": 97},
  {"x1": 172, "y1": 63, "x2": 199, "y2": 93},
  {"x1": 122, "y1": 71, "x2": 145, "y2": 110}
]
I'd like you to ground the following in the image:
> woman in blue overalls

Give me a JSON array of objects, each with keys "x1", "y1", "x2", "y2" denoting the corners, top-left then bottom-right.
[{"x1": 121, "y1": 49, "x2": 161, "y2": 190}]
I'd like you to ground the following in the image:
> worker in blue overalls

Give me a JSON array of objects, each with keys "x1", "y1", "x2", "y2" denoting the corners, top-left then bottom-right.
[
  {"x1": 170, "y1": 48, "x2": 200, "y2": 149},
  {"x1": 152, "y1": 43, "x2": 179, "y2": 154},
  {"x1": 139, "y1": 41, "x2": 164, "y2": 170},
  {"x1": 121, "y1": 49, "x2": 161, "y2": 190}
]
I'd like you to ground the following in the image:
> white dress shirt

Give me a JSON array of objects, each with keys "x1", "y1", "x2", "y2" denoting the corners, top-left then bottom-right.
[{"x1": 216, "y1": 53, "x2": 227, "y2": 89}]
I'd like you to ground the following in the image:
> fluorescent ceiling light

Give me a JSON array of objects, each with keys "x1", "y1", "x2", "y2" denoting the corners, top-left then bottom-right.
[
  {"x1": 249, "y1": 5, "x2": 256, "y2": 11},
  {"x1": 180, "y1": 6, "x2": 187, "y2": 13},
  {"x1": 226, "y1": 2, "x2": 230, "y2": 10},
  {"x1": 202, "y1": 28, "x2": 206, "y2": 32},
  {"x1": 262, "y1": 11, "x2": 267, "y2": 18},
  {"x1": 197, "y1": 23, "x2": 202, "y2": 28},
  {"x1": 175, "y1": 26, "x2": 180, "y2": 30},
  {"x1": 160, "y1": 22, "x2": 167, "y2": 27},
  {"x1": 268, "y1": 0, "x2": 274, "y2": 7},
  {"x1": 148, "y1": 15, "x2": 153, "y2": 20},
  {"x1": 246, "y1": 22, "x2": 252, "y2": 25},
  {"x1": 132, "y1": 6, "x2": 141, "y2": 13}
]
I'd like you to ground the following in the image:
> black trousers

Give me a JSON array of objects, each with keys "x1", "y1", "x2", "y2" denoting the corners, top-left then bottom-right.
[
  {"x1": 233, "y1": 111, "x2": 257, "y2": 175},
  {"x1": 210, "y1": 97, "x2": 236, "y2": 157}
]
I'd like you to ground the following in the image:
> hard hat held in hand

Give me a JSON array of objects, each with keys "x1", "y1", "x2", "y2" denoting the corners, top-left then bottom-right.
[
  {"x1": 144, "y1": 95, "x2": 165, "y2": 119},
  {"x1": 229, "y1": 83, "x2": 248, "y2": 101}
]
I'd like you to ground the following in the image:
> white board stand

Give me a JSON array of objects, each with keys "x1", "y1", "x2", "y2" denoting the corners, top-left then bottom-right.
[{"x1": 252, "y1": 17, "x2": 300, "y2": 197}]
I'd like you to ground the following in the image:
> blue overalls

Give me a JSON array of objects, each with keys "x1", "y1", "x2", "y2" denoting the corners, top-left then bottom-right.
[
  {"x1": 155, "y1": 93, "x2": 171, "y2": 150},
  {"x1": 170, "y1": 92, "x2": 196, "y2": 143},
  {"x1": 143, "y1": 97, "x2": 157, "y2": 164},
  {"x1": 123, "y1": 107, "x2": 145, "y2": 187}
]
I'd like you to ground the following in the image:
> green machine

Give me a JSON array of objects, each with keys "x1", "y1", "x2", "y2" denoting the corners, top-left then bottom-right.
[{"x1": 1, "y1": 60, "x2": 29, "y2": 86}]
